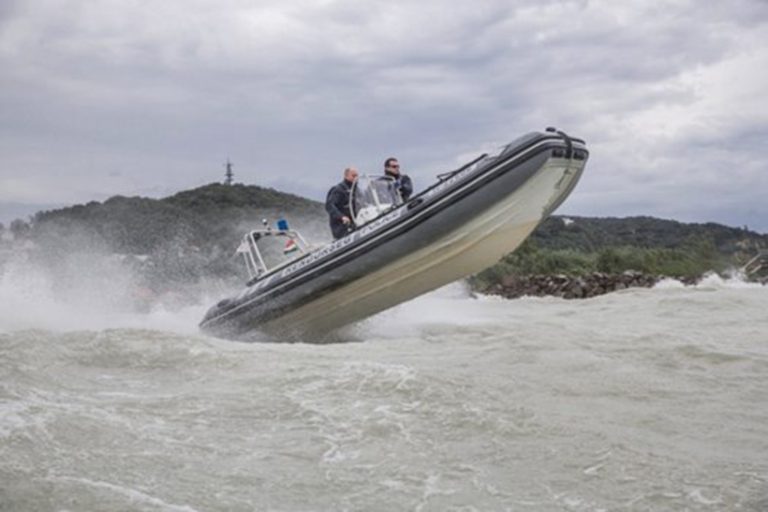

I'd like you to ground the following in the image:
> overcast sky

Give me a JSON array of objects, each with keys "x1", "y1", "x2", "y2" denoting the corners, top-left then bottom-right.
[{"x1": 1, "y1": 0, "x2": 767, "y2": 230}]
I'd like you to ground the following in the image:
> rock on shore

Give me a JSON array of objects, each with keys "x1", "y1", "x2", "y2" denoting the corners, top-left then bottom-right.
[{"x1": 483, "y1": 271, "x2": 702, "y2": 300}]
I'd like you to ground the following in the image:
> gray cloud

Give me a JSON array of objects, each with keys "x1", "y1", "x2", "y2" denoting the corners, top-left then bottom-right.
[{"x1": 1, "y1": 0, "x2": 767, "y2": 230}]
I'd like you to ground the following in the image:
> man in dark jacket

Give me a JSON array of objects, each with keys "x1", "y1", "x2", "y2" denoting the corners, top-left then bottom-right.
[
  {"x1": 325, "y1": 166, "x2": 359, "y2": 239},
  {"x1": 384, "y1": 157, "x2": 413, "y2": 201}
]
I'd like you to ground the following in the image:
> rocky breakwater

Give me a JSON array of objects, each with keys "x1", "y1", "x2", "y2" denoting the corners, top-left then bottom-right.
[{"x1": 484, "y1": 271, "x2": 694, "y2": 300}]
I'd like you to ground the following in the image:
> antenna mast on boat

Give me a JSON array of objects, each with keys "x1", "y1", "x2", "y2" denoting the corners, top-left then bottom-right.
[{"x1": 224, "y1": 159, "x2": 234, "y2": 185}]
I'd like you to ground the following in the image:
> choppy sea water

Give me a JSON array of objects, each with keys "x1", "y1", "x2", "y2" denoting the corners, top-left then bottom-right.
[{"x1": 1, "y1": 276, "x2": 767, "y2": 511}]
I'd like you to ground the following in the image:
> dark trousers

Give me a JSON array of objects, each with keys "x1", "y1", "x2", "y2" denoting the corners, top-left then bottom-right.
[{"x1": 331, "y1": 221, "x2": 352, "y2": 239}]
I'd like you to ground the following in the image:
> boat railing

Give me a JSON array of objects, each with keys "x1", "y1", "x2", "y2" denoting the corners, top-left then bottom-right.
[
  {"x1": 237, "y1": 227, "x2": 310, "y2": 280},
  {"x1": 436, "y1": 153, "x2": 489, "y2": 181}
]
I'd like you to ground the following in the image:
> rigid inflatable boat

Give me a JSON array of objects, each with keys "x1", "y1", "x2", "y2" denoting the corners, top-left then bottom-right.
[{"x1": 200, "y1": 128, "x2": 589, "y2": 341}]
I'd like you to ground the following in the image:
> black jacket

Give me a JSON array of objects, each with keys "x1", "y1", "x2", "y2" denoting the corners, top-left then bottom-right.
[
  {"x1": 385, "y1": 171, "x2": 413, "y2": 201},
  {"x1": 325, "y1": 179, "x2": 354, "y2": 239}
]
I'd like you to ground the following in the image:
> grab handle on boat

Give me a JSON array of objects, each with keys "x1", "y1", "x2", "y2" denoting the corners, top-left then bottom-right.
[
  {"x1": 555, "y1": 129, "x2": 573, "y2": 159},
  {"x1": 407, "y1": 197, "x2": 424, "y2": 210},
  {"x1": 437, "y1": 153, "x2": 488, "y2": 181}
]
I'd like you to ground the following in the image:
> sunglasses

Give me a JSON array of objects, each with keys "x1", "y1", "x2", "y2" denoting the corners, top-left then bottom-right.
[{"x1": 387, "y1": 164, "x2": 400, "y2": 169}]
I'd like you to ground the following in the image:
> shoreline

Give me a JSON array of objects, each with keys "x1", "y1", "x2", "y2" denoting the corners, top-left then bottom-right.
[{"x1": 478, "y1": 271, "x2": 767, "y2": 300}]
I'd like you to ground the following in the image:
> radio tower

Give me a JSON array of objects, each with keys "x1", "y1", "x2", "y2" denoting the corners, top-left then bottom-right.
[{"x1": 224, "y1": 159, "x2": 234, "y2": 185}]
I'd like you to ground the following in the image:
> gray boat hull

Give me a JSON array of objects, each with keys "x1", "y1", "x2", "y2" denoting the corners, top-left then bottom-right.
[{"x1": 200, "y1": 130, "x2": 589, "y2": 341}]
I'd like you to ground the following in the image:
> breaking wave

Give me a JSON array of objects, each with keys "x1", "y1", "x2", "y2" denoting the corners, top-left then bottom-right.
[{"x1": 1, "y1": 251, "x2": 767, "y2": 510}]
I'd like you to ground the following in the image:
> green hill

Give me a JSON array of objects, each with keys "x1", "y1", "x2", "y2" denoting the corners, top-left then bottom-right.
[
  {"x1": 7, "y1": 184, "x2": 767, "y2": 300},
  {"x1": 20, "y1": 183, "x2": 326, "y2": 294},
  {"x1": 32, "y1": 183, "x2": 324, "y2": 249},
  {"x1": 472, "y1": 215, "x2": 768, "y2": 290},
  {"x1": 531, "y1": 215, "x2": 763, "y2": 254}
]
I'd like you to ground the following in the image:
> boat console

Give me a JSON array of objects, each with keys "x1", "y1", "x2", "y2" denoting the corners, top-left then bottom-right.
[{"x1": 350, "y1": 175, "x2": 403, "y2": 226}]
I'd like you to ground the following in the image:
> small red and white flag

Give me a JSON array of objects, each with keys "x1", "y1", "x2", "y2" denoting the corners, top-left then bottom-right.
[{"x1": 283, "y1": 238, "x2": 299, "y2": 255}]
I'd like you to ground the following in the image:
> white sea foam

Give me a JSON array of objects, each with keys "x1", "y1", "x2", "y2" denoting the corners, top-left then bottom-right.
[
  {"x1": 654, "y1": 277, "x2": 688, "y2": 289},
  {"x1": 654, "y1": 272, "x2": 766, "y2": 290},
  {"x1": 49, "y1": 477, "x2": 200, "y2": 512},
  {"x1": 0, "y1": 251, "x2": 213, "y2": 335},
  {"x1": 1, "y1": 259, "x2": 767, "y2": 510}
]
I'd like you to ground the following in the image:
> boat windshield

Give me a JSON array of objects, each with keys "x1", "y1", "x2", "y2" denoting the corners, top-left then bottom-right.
[
  {"x1": 350, "y1": 175, "x2": 403, "y2": 226},
  {"x1": 238, "y1": 229, "x2": 308, "y2": 279}
]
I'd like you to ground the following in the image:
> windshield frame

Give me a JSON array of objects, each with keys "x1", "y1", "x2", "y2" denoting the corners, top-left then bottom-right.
[{"x1": 349, "y1": 174, "x2": 403, "y2": 227}]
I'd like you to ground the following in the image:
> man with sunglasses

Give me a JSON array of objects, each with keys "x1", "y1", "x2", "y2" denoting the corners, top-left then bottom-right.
[{"x1": 383, "y1": 157, "x2": 413, "y2": 201}]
